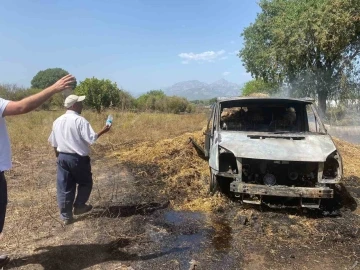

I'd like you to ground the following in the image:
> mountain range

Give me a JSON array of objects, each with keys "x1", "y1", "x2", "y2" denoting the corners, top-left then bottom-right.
[{"x1": 164, "y1": 79, "x2": 242, "y2": 101}]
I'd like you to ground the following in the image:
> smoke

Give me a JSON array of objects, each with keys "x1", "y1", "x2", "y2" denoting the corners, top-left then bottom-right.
[
  {"x1": 271, "y1": 84, "x2": 291, "y2": 98},
  {"x1": 265, "y1": 75, "x2": 360, "y2": 144}
]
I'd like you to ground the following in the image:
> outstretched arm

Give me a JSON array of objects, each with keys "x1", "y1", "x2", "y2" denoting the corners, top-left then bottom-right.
[
  {"x1": 3, "y1": 74, "x2": 76, "y2": 116},
  {"x1": 96, "y1": 125, "x2": 111, "y2": 139},
  {"x1": 80, "y1": 121, "x2": 111, "y2": 145}
]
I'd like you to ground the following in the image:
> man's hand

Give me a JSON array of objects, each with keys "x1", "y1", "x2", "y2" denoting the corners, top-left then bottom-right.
[
  {"x1": 51, "y1": 74, "x2": 76, "y2": 93},
  {"x1": 101, "y1": 125, "x2": 111, "y2": 134},
  {"x1": 3, "y1": 74, "x2": 77, "y2": 116},
  {"x1": 97, "y1": 125, "x2": 111, "y2": 139}
]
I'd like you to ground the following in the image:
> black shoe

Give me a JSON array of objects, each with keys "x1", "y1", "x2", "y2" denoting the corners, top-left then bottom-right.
[
  {"x1": 63, "y1": 218, "x2": 74, "y2": 225},
  {"x1": 0, "y1": 255, "x2": 10, "y2": 268},
  {"x1": 74, "y1": 204, "x2": 93, "y2": 215}
]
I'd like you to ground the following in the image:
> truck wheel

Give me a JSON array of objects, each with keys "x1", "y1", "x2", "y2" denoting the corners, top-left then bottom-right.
[{"x1": 209, "y1": 172, "x2": 219, "y2": 195}]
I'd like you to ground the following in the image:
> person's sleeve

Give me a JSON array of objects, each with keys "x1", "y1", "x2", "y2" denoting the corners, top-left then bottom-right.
[
  {"x1": 48, "y1": 129, "x2": 58, "y2": 147},
  {"x1": 0, "y1": 98, "x2": 10, "y2": 118},
  {"x1": 48, "y1": 121, "x2": 58, "y2": 147},
  {"x1": 79, "y1": 118, "x2": 98, "y2": 145}
]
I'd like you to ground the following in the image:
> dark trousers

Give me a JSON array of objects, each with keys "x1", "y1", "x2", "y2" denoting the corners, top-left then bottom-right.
[
  {"x1": 57, "y1": 153, "x2": 93, "y2": 220},
  {"x1": 0, "y1": 171, "x2": 7, "y2": 233}
]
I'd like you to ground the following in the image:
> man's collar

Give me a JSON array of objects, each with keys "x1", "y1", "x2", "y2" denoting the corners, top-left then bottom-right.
[{"x1": 66, "y1": 110, "x2": 79, "y2": 115}]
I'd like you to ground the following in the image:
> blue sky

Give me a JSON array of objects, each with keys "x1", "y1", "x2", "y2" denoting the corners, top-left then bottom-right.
[{"x1": 0, "y1": 0, "x2": 260, "y2": 95}]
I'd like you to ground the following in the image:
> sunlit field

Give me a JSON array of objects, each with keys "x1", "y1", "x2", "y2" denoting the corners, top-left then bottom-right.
[{"x1": 2, "y1": 110, "x2": 360, "y2": 270}]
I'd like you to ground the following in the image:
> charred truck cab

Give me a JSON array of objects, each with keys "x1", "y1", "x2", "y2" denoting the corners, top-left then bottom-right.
[{"x1": 203, "y1": 97, "x2": 343, "y2": 208}]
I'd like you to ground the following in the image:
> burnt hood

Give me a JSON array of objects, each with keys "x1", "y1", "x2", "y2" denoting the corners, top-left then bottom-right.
[{"x1": 217, "y1": 131, "x2": 336, "y2": 162}]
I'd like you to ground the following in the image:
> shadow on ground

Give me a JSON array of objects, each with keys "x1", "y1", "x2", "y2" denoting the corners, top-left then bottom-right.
[
  {"x1": 6, "y1": 239, "x2": 188, "y2": 270},
  {"x1": 329, "y1": 182, "x2": 358, "y2": 211},
  {"x1": 89, "y1": 201, "x2": 170, "y2": 218}
]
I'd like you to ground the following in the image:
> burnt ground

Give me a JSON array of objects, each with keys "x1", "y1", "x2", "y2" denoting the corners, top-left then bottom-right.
[{"x1": 1, "y1": 148, "x2": 360, "y2": 270}]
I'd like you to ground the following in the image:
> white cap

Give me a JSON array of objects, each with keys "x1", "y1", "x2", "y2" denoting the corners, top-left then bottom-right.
[{"x1": 64, "y1": 95, "x2": 86, "y2": 108}]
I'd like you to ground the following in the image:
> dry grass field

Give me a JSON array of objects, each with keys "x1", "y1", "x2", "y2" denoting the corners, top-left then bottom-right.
[
  {"x1": 325, "y1": 125, "x2": 360, "y2": 145},
  {"x1": 1, "y1": 110, "x2": 359, "y2": 270}
]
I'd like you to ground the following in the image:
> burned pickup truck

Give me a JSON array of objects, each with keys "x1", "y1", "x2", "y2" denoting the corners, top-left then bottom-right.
[{"x1": 196, "y1": 97, "x2": 343, "y2": 208}]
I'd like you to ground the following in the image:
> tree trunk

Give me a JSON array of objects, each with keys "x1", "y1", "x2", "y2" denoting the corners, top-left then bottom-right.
[{"x1": 318, "y1": 91, "x2": 327, "y2": 116}]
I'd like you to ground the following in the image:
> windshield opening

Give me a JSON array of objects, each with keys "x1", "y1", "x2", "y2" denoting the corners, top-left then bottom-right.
[{"x1": 220, "y1": 102, "x2": 305, "y2": 132}]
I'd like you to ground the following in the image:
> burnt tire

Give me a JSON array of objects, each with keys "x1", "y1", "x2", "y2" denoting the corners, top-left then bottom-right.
[{"x1": 209, "y1": 172, "x2": 219, "y2": 195}]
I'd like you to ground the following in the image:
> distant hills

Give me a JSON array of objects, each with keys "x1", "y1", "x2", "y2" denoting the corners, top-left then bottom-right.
[{"x1": 164, "y1": 79, "x2": 242, "y2": 101}]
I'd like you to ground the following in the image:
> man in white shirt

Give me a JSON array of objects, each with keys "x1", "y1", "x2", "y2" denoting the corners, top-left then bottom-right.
[
  {"x1": 48, "y1": 95, "x2": 111, "y2": 225},
  {"x1": 0, "y1": 74, "x2": 76, "y2": 268}
]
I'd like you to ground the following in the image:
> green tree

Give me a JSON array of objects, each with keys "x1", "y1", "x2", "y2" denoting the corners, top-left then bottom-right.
[
  {"x1": 118, "y1": 90, "x2": 136, "y2": 111},
  {"x1": 31, "y1": 68, "x2": 76, "y2": 89},
  {"x1": 208, "y1": 97, "x2": 217, "y2": 104},
  {"x1": 241, "y1": 79, "x2": 279, "y2": 96},
  {"x1": 31, "y1": 68, "x2": 77, "y2": 109},
  {"x1": 75, "y1": 77, "x2": 123, "y2": 112},
  {"x1": 135, "y1": 90, "x2": 195, "y2": 113},
  {"x1": 240, "y1": 0, "x2": 360, "y2": 114},
  {"x1": 191, "y1": 98, "x2": 217, "y2": 106},
  {"x1": 166, "y1": 96, "x2": 189, "y2": 113},
  {"x1": 136, "y1": 90, "x2": 166, "y2": 111}
]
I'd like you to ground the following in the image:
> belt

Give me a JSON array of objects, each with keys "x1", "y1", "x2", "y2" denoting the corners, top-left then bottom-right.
[{"x1": 58, "y1": 152, "x2": 89, "y2": 159}]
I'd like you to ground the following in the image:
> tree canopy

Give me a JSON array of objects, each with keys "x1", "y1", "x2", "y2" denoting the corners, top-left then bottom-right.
[
  {"x1": 136, "y1": 90, "x2": 195, "y2": 113},
  {"x1": 241, "y1": 79, "x2": 279, "y2": 96},
  {"x1": 31, "y1": 68, "x2": 76, "y2": 89},
  {"x1": 5, "y1": 70, "x2": 201, "y2": 114},
  {"x1": 28, "y1": 68, "x2": 77, "y2": 109},
  {"x1": 75, "y1": 77, "x2": 132, "y2": 112},
  {"x1": 240, "y1": 0, "x2": 360, "y2": 114}
]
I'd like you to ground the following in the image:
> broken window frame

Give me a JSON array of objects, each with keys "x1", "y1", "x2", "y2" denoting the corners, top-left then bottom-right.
[
  {"x1": 306, "y1": 104, "x2": 327, "y2": 134},
  {"x1": 204, "y1": 104, "x2": 217, "y2": 157}
]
